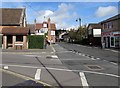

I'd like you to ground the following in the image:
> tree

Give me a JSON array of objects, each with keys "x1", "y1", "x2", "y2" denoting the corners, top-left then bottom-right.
[
  {"x1": 75, "y1": 25, "x2": 88, "y2": 44},
  {"x1": 69, "y1": 29, "x2": 76, "y2": 42}
]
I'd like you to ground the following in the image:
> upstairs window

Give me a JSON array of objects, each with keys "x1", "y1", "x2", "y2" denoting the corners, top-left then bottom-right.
[
  {"x1": 43, "y1": 24, "x2": 47, "y2": 27},
  {"x1": 103, "y1": 22, "x2": 113, "y2": 29}
]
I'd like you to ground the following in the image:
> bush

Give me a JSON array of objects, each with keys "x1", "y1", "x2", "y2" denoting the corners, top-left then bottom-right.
[
  {"x1": 0, "y1": 35, "x2": 2, "y2": 47},
  {"x1": 28, "y1": 35, "x2": 44, "y2": 49}
]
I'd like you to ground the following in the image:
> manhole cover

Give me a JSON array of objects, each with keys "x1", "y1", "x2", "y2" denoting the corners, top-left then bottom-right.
[{"x1": 85, "y1": 65, "x2": 103, "y2": 70}]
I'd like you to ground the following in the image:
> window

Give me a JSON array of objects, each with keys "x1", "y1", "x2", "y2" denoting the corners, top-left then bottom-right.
[
  {"x1": 43, "y1": 24, "x2": 47, "y2": 27},
  {"x1": 51, "y1": 31, "x2": 55, "y2": 35},
  {"x1": 108, "y1": 22, "x2": 113, "y2": 29},
  {"x1": 103, "y1": 22, "x2": 113, "y2": 29},
  {"x1": 16, "y1": 35, "x2": 23, "y2": 42}
]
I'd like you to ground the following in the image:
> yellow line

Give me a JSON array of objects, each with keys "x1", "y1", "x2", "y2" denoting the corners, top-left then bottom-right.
[{"x1": 0, "y1": 68, "x2": 57, "y2": 88}]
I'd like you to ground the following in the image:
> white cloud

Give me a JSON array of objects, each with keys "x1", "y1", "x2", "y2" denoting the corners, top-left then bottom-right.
[
  {"x1": 35, "y1": 3, "x2": 78, "y2": 29},
  {"x1": 95, "y1": 6, "x2": 118, "y2": 18},
  {"x1": 66, "y1": 25, "x2": 79, "y2": 30}
]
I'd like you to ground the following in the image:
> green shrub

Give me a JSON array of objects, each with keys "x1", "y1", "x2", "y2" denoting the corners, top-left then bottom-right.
[
  {"x1": 28, "y1": 35, "x2": 44, "y2": 49},
  {"x1": 0, "y1": 35, "x2": 2, "y2": 47}
]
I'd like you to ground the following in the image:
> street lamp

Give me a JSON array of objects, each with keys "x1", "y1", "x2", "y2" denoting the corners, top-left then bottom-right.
[{"x1": 76, "y1": 18, "x2": 81, "y2": 28}]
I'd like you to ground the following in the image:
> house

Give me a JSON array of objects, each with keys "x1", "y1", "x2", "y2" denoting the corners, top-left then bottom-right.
[
  {"x1": 27, "y1": 24, "x2": 35, "y2": 35},
  {"x1": 100, "y1": 14, "x2": 120, "y2": 48},
  {"x1": 0, "y1": 7, "x2": 30, "y2": 50},
  {"x1": 34, "y1": 18, "x2": 56, "y2": 43},
  {"x1": 87, "y1": 23, "x2": 102, "y2": 46}
]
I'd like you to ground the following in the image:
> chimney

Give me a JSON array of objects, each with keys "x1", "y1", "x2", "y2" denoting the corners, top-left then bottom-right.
[
  {"x1": 48, "y1": 18, "x2": 51, "y2": 23},
  {"x1": 48, "y1": 18, "x2": 51, "y2": 30},
  {"x1": 34, "y1": 19, "x2": 36, "y2": 23}
]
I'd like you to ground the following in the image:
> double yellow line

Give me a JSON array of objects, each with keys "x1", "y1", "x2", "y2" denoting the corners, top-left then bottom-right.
[{"x1": 0, "y1": 68, "x2": 57, "y2": 88}]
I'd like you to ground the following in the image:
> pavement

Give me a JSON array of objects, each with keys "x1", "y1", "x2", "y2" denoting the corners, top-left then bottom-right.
[{"x1": 1, "y1": 45, "x2": 54, "y2": 54}]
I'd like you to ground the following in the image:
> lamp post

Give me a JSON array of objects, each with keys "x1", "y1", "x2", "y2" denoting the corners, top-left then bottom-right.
[{"x1": 76, "y1": 18, "x2": 81, "y2": 28}]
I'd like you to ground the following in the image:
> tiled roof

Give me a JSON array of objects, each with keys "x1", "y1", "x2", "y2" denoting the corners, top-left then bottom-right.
[
  {"x1": 50, "y1": 24, "x2": 56, "y2": 30},
  {"x1": 2, "y1": 27, "x2": 30, "y2": 35},
  {"x1": 88, "y1": 23, "x2": 101, "y2": 29},
  {"x1": 1, "y1": 8, "x2": 23, "y2": 25},
  {"x1": 35, "y1": 23, "x2": 56, "y2": 30},
  {"x1": 27, "y1": 24, "x2": 35, "y2": 34},
  {"x1": 36, "y1": 24, "x2": 44, "y2": 30}
]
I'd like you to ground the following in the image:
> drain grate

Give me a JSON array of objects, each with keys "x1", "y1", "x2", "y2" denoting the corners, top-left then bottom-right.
[{"x1": 85, "y1": 65, "x2": 103, "y2": 70}]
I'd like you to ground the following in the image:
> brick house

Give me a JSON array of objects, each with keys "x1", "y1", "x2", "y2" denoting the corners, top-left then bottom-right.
[
  {"x1": 100, "y1": 14, "x2": 120, "y2": 48},
  {"x1": 0, "y1": 7, "x2": 30, "y2": 49},
  {"x1": 87, "y1": 23, "x2": 102, "y2": 46},
  {"x1": 34, "y1": 18, "x2": 56, "y2": 43}
]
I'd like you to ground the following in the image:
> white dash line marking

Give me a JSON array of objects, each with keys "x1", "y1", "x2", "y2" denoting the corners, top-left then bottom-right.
[
  {"x1": 91, "y1": 58, "x2": 96, "y2": 60},
  {"x1": 35, "y1": 69, "x2": 41, "y2": 80},
  {"x1": 110, "y1": 62, "x2": 117, "y2": 65},
  {"x1": 51, "y1": 55, "x2": 58, "y2": 58},
  {"x1": 4, "y1": 66, "x2": 8, "y2": 70},
  {"x1": 79, "y1": 72, "x2": 89, "y2": 88},
  {"x1": 96, "y1": 58, "x2": 100, "y2": 60}
]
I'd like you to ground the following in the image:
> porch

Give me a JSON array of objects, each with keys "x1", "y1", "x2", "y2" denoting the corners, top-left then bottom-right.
[{"x1": 1, "y1": 27, "x2": 30, "y2": 50}]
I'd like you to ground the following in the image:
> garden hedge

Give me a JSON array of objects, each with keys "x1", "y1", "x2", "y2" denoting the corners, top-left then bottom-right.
[
  {"x1": 28, "y1": 35, "x2": 44, "y2": 49},
  {"x1": 0, "y1": 35, "x2": 2, "y2": 47}
]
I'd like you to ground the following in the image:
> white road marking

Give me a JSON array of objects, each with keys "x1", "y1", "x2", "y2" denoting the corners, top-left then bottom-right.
[
  {"x1": 4, "y1": 66, "x2": 8, "y2": 69},
  {"x1": 81, "y1": 54, "x2": 85, "y2": 56},
  {"x1": 90, "y1": 58, "x2": 96, "y2": 60},
  {"x1": 110, "y1": 50, "x2": 118, "y2": 53},
  {"x1": 105, "y1": 49, "x2": 119, "y2": 53},
  {"x1": 35, "y1": 69, "x2": 41, "y2": 80},
  {"x1": 51, "y1": 55, "x2": 58, "y2": 58},
  {"x1": 51, "y1": 45, "x2": 56, "y2": 52},
  {"x1": 60, "y1": 59, "x2": 92, "y2": 61},
  {"x1": 57, "y1": 51, "x2": 72, "y2": 53},
  {"x1": 24, "y1": 55, "x2": 41, "y2": 57},
  {"x1": 82, "y1": 70, "x2": 120, "y2": 78},
  {"x1": 110, "y1": 62, "x2": 117, "y2": 65},
  {"x1": 96, "y1": 58, "x2": 100, "y2": 60},
  {"x1": 0, "y1": 64, "x2": 119, "y2": 78},
  {"x1": 79, "y1": 72, "x2": 89, "y2": 88}
]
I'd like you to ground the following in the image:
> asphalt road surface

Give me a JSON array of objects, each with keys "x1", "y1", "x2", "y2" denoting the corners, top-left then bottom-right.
[
  {"x1": 57, "y1": 42, "x2": 119, "y2": 63},
  {"x1": 1, "y1": 43, "x2": 119, "y2": 88},
  {"x1": 53, "y1": 42, "x2": 119, "y2": 87}
]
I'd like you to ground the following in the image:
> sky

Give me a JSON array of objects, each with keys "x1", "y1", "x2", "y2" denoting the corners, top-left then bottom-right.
[{"x1": 1, "y1": 1, "x2": 119, "y2": 30}]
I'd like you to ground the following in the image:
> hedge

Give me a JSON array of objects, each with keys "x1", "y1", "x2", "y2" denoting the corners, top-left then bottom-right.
[
  {"x1": 0, "y1": 35, "x2": 2, "y2": 47},
  {"x1": 28, "y1": 35, "x2": 44, "y2": 49}
]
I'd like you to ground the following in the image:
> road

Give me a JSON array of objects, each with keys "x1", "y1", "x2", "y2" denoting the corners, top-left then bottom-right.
[
  {"x1": 1, "y1": 43, "x2": 119, "y2": 88},
  {"x1": 53, "y1": 42, "x2": 119, "y2": 87},
  {"x1": 57, "y1": 42, "x2": 119, "y2": 63}
]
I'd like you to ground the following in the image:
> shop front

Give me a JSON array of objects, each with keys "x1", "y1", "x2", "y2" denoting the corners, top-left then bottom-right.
[{"x1": 102, "y1": 32, "x2": 120, "y2": 48}]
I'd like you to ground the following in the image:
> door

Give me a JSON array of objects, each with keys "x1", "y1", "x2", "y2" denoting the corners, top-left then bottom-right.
[
  {"x1": 110, "y1": 36, "x2": 115, "y2": 47},
  {"x1": 107, "y1": 37, "x2": 110, "y2": 48}
]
